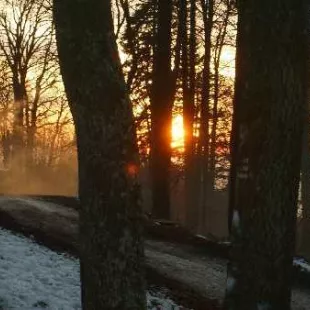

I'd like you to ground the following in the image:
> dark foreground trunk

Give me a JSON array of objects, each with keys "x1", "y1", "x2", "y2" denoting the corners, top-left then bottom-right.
[
  {"x1": 299, "y1": 110, "x2": 310, "y2": 258},
  {"x1": 225, "y1": 0, "x2": 308, "y2": 309},
  {"x1": 53, "y1": 1, "x2": 146, "y2": 309}
]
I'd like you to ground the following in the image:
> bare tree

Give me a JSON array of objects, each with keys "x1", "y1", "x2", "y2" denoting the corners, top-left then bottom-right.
[{"x1": 0, "y1": 0, "x2": 55, "y2": 170}]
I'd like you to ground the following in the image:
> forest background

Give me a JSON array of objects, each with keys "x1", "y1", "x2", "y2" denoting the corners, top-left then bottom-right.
[{"x1": 0, "y1": 0, "x2": 308, "y2": 257}]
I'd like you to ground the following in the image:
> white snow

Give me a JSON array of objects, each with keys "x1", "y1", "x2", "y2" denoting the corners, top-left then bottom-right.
[
  {"x1": 225, "y1": 275, "x2": 236, "y2": 293},
  {"x1": 232, "y1": 210, "x2": 240, "y2": 231},
  {"x1": 145, "y1": 240, "x2": 310, "y2": 310},
  {"x1": 293, "y1": 258, "x2": 310, "y2": 273},
  {"x1": 195, "y1": 234, "x2": 207, "y2": 240},
  {"x1": 257, "y1": 302, "x2": 271, "y2": 310},
  {"x1": 0, "y1": 228, "x2": 183, "y2": 310}
]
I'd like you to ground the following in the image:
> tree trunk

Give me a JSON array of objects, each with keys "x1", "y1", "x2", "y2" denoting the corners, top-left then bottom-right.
[
  {"x1": 184, "y1": 0, "x2": 200, "y2": 231},
  {"x1": 198, "y1": 0, "x2": 214, "y2": 232},
  {"x1": 11, "y1": 73, "x2": 27, "y2": 170},
  {"x1": 209, "y1": 0, "x2": 230, "y2": 190},
  {"x1": 224, "y1": 0, "x2": 308, "y2": 309},
  {"x1": 53, "y1": 1, "x2": 146, "y2": 309},
  {"x1": 299, "y1": 110, "x2": 310, "y2": 258},
  {"x1": 150, "y1": 0, "x2": 173, "y2": 219},
  {"x1": 180, "y1": 0, "x2": 192, "y2": 156},
  {"x1": 301, "y1": 112, "x2": 310, "y2": 218}
]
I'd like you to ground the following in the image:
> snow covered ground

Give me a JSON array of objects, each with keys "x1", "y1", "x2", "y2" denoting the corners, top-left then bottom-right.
[
  {"x1": 1, "y1": 196, "x2": 310, "y2": 310},
  {"x1": 145, "y1": 240, "x2": 310, "y2": 310},
  {"x1": 294, "y1": 257, "x2": 310, "y2": 273},
  {"x1": 0, "y1": 228, "x2": 184, "y2": 310}
]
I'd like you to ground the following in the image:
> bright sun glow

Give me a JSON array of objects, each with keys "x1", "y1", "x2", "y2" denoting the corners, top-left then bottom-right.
[{"x1": 171, "y1": 114, "x2": 184, "y2": 150}]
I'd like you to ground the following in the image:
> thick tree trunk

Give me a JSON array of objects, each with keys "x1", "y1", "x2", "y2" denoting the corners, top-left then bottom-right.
[
  {"x1": 53, "y1": 1, "x2": 146, "y2": 309},
  {"x1": 299, "y1": 110, "x2": 310, "y2": 258},
  {"x1": 301, "y1": 112, "x2": 310, "y2": 218},
  {"x1": 150, "y1": 0, "x2": 173, "y2": 219},
  {"x1": 224, "y1": 0, "x2": 308, "y2": 309}
]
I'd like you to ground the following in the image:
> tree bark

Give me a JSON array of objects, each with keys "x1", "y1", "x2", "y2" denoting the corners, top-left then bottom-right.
[
  {"x1": 197, "y1": 0, "x2": 214, "y2": 232},
  {"x1": 150, "y1": 0, "x2": 173, "y2": 219},
  {"x1": 11, "y1": 73, "x2": 27, "y2": 169},
  {"x1": 299, "y1": 109, "x2": 310, "y2": 258},
  {"x1": 225, "y1": 0, "x2": 308, "y2": 309},
  {"x1": 184, "y1": 0, "x2": 200, "y2": 231},
  {"x1": 53, "y1": 1, "x2": 146, "y2": 309},
  {"x1": 301, "y1": 111, "x2": 310, "y2": 219}
]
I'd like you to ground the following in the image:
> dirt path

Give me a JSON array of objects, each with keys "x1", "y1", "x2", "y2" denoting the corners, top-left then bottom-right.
[{"x1": 146, "y1": 239, "x2": 310, "y2": 310}]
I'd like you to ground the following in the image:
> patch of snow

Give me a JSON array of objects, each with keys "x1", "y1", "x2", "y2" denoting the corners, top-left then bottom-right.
[
  {"x1": 293, "y1": 258, "x2": 310, "y2": 273},
  {"x1": 232, "y1": 210, "x2": 240, "y2": 231},
  {"x1": 219, "y1": 241, "x2": 231, "y2": 246},
  {"x1": 195, "y1": 234, "x2": 207, "y2": 240},
  {"x1": 257, "y1": 301, "x2": 271, "y2": 310},
  {"x1": 225, "y1": 275, "x2": 236, "y2": 293},
  {"x1": 145, "y1": 240, "x2": 310, "y2": 310},
  {"x1": 145, "y1": 246, "x2": 226, "y2": 301},
  {"x1": 0, "y1": 228, "x2": 184, "y2": 309},
  {"x1": 12, "y1": 197, "x2": 78, "y2": 219}
]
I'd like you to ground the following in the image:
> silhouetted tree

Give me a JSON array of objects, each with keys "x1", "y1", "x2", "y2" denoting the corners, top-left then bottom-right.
[
  {"x1": 53, "y1": 0, "x2": 146, "y2": 309},
  {"x1": 299, "y1": 107, "x2": 310, "y2": 258},
  {"x1": 150, "y1": 0, "x2": 174, "y2": 219},
  {"x1": 225, "y1": 0, "x2": 308, "y2": 309}
]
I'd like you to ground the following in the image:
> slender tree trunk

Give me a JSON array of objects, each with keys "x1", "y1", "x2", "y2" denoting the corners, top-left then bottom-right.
[
  {"x1": 209, "y1": 67, "x2": 219, "y2": 190},
  {"x1": 180, "y1": 0, "x2": 192, "y2": 156},
  {"x1": 120, "y1": 0, "x2": 138, "y2": 92},
  {"x1": 224, "y1": 1, "x2": 308, "y2": 309},
  {"x1": 1, "y1": 131, "x2": 11, "y2": 168},
  {"x1": 198, "y1": 0, "x2": 214, "y2": 231},
  {"x1": 210, "y1": 1, "x2": 230, "y2": 190},
  {"x1": 179, "y1": 0, "x2": 191, "y2": 225},
  {"x1": 53, "y1": 1, "x2": 146, "y2": 309},
  {"x1": 184, "y1": 0, "x2": 200, "y2": 231},
  {"x1": 150, "y1": 0, "x2": 173, "y2": 219},
  {"x1": 26, "y1": 103, "x2": 38, "y2": 170},
  {"x1": 12, "y1": 73, "x2": 27, "y2": 169}
]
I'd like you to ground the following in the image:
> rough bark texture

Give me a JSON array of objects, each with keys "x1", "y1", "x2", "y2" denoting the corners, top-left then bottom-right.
[
  {"x1": 150, "y1": 0, "x2": 173, "y2": 219},
  {"x1": 225, "y1": 0, "x2": 308, "y2": 309},
  {"x1": 301, "y1": 114, "x2": 310, "y2": 219},
  {"x1": 299, "y1": 110, "x2": 310, "y2": 258},
  {"x1": 53, "y1": 1, "x2": 146, "y2": 309}
]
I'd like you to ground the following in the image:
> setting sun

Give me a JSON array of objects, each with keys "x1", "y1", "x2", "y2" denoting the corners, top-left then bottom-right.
[{"x1": 171, "y1": 114, "x2": 184, "y2": 150}]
